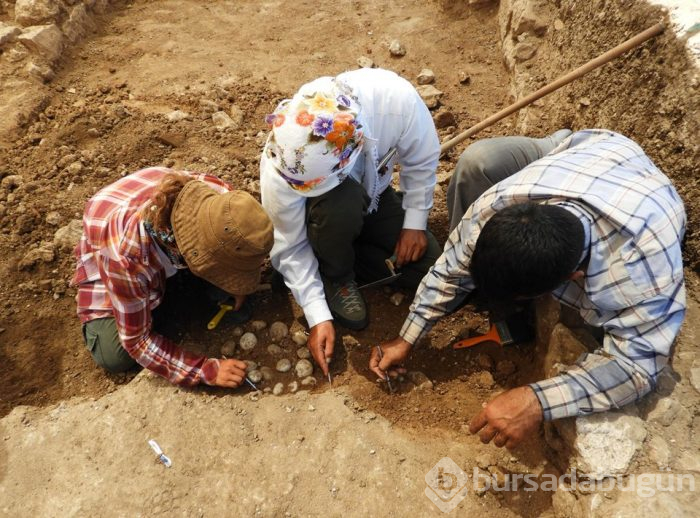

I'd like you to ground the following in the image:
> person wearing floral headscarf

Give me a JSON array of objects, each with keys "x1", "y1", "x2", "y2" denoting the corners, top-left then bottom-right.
[{"x1": 260, "y1": 68, "x2": 441, "y2": 376}]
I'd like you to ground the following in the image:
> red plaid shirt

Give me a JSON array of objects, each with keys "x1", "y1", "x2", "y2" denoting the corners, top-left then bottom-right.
[{"x1": 72, "y1": 167, "x2": 230, "y2": 386}]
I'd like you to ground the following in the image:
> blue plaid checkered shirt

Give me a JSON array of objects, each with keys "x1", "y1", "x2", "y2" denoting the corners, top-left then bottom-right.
[{"x1": 400, "y1": 129, "x2": 686, "y2": 420}]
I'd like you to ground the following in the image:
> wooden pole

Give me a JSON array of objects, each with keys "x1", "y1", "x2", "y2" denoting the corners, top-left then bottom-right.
[{"x1": 440, "y1": 22, "x2": 665, "y2": 155}]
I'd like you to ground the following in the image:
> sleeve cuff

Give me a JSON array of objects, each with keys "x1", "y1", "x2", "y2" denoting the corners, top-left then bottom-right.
[
  {"x1": 399, "y1": 312, "x2": 432, "y2": 345},
  {"x1": 528, "y1": 376, "x2": 579, "y2": 421},
  {"x1": 201, "y1": 358, "x2": 220, "y2": 386},
  {"x1": 303, "y1": 298, "x2": 333, "y2": 328},
  {"x1": 403, "y1": 208, "x2": 429, "y2": 230}
]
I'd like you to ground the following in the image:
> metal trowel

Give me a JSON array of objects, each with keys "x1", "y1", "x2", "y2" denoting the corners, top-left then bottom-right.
[{"x1": 358, "y1": 255, "x2": 402, "y2": 290}]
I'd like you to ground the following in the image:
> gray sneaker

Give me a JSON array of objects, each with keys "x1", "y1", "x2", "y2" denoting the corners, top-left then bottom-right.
[{"x1": 326, "y1": 280, "x2": 368, "y2": 330}]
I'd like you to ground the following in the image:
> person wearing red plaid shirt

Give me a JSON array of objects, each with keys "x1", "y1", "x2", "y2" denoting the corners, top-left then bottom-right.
[{"x1": 72, "y1": 167, "x2": 273, "y2": 387}]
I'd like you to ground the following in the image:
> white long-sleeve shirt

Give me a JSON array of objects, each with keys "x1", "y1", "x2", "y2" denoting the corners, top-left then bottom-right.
[{"x1": 260, "y1": 68, "x2": 440, "y2": 327}]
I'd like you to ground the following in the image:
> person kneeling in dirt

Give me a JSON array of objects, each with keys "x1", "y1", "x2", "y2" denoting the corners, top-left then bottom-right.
[
  {"x1": 370, "y1": 129, "x2": 686, "y2": 449},
  {"x1": 72, "y1": 168, "x2": 273, "y2": 387},
  {"x1": 260, "y1": 68, "x2": 442, "y2": 376}
]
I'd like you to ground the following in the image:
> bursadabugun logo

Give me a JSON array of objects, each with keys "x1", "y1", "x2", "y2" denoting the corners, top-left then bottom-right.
[{"x1": 424, "y1": 457, "x2": 469, "y2": 513}]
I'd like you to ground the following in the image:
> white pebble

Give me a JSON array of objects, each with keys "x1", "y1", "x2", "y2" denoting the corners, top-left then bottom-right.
[
  {"x1": 389, "y1": 292, "x2": 405, "y2": 306},
  {"x1": 267, "y1": 344, "x2": 284, "y2": 355},
  {"x1": 269, "y1": 321, "x2": 289, "y2": 342},
  {"x1": 247, "y1": 370, "x2": 262, "y2": 383},
  {"x1": 232, "y1": 326, "x2": 244, "y2": 337},
  {"x1": 276, "y1": 359, "x2": 292, "y2": 373},
  {"x1": 296, "y1": 347, "x2": 311, "y2": 360},
  {"x1": 239, "y1": 332, "x2": 257, "y2": 351},
  {"x1": 292, "y1": 331, "x2": 308, "y2": 346},
  {"x1": 273, "y1": 382, "x2": 284, "y2": 395},
  {"x1": 245, "y1": 361, "x2": 258, "y2": 372},
  {"x1": 251, "y1": 320, "x2": 267, "y2": 331},
  {"x1": 301, "y1": 376, "x2": 317, "y2": 387},
  {"x1": 389, "y1": 39, "x2": 406, "y2": 56},
  {"x1": 295, "y1": 359, "x2": 313, "y2": 378},
  {"x1": 220, "y1": 340, "x2": 236, "y2": 357},
  {"x1": 288, "y1": 381, "x2": 299, "y2": 393},
  {"x1": 308, "y1": 404, "x2": 316, "y2": 412}
]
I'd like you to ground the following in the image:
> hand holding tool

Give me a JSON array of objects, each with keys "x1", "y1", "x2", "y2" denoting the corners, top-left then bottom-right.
[{"x1": 375, "y1": 345, "x2": 395, "y2": 393}]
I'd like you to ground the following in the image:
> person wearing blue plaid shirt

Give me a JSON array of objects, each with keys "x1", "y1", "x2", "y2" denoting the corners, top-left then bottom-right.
[{"x1": 370, "y1": 129, "x2": 686, "y2": 449}]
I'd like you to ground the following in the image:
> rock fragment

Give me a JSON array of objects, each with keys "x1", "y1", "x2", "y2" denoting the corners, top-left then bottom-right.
[
  {"x1": 18, "y1": 243, "x2": 55, "y2": 271},
  {"x1": 247, "y1": 370, "x2": 262, "y2": 384},
  {"x1": 295, "y1": 359, "x2": 313, "y2": 378},
  {"x1": 166, "y1": 110, "x2": 189, "y2": 122},
  {"x1": 220, "y1": 340, "x2": 236, "y2": 357},
  {"x1": 269, "y1": 321, "x2": 288, "y2": 342},
  {"x1": 18, "y1": 24, "x2": 64, "y2": 62},
  {"x1": 53, "y1": 219, "x2": 83, "y2": 252},
  {"x1": 514, "y1": 42, "x2": 537, "y2": 63},
  {"x1": 239, "y1": 332, "x2": 257, "y2": 351},
  {"x1": 357, "y1": 56, "x2": 374, "y2": 68},
  {"x1": 212, "y1": 111, "x2": 235, "y2": 129},
  {"x1": 276, "y1": 359, "x2": 292, "y2": 373},
  {"x1": 458, "y1": 71, "x2": 471, "y2": 84},
  {"x1": 296, "y1": 347, "x2": 311, "y2": 360},
  {"x1": 389, "y1": 39, "x2": 406, "y2": 57},
  {"x1": 291, "y1": 331, "x2": 308, "y2": 346},
  {"x1": 389, "y1": 292, "x2": 405, "y2": 306},
  {"x1": 260, "y1": 366, "x2": 274, "y2": 381},
  {"x1": 0, "y1": 24, "x2": 22, "y2": 46},
  {"x1": 416, "y1": 68, "x2": 435, "y2": 85},
  {"x1": 15, "y1": 0, "x2": 60, "y2": 27},
  {"x1": 433, "y1": 109, "x2": 456, "y2": 129},
  {"x1": 251, "y1": 320, "x2": 267, "y2": 332},
  {"x1": 272, "y1": 382, "x2": 284, "y2": 396},
  {"x1": 288, "y1": 381, "x2": 299, "y2": 393},
  {"x1": 415, "y1": 85, "x2": 443, "y2": 109},
  {"x1": 408, "y1": 371, "x2": 433, "y2": 390},
  {"x1": 301, "y1": 376, "x2": 317, "y2": 387}
]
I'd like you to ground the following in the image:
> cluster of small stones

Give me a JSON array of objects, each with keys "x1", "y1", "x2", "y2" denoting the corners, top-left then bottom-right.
[
  {"x1": 0, "y1": 0, "x2": 115, "y2": 82},
  {"x1": 220, "y1": 321, "x2": 318, "y2": 396}
]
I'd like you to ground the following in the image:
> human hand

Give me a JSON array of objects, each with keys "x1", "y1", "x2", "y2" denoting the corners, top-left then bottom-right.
[
  {"x1": 469, "y1": 386, "x2": 543, "y2": 449},
  {"x1": 308, "y1": 320, "x2": 335, "y2": 376},
  {"x1": 231, "y1": 294, "x2": 246, "y2": 311},
  {"x1": 214, "y1": 358, "x2": 248, "y2": 388},
  {"x1": 394, "y1": 229, "x2": 428, "y2": 267},
  {"x1": 369, "y1": 336, "x2": 412, "y2": 379}
]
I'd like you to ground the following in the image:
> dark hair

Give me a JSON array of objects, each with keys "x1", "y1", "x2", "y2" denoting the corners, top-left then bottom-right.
[{"x1": 470, "y1": 203, "x2": 585, "y2": 302}]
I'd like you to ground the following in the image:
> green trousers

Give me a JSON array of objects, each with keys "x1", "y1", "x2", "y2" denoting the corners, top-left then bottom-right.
[
  {"x1": 82, "y1": 317, "x2": 138, "y2": 373},
  {"x1": 305, "y1": 178, "x2": 442, "y2": 288}
]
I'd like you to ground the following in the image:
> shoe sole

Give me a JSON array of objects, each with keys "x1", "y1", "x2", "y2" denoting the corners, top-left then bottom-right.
[{"x1": 332, "y1": 311, "x2": 369, "y2": 331}]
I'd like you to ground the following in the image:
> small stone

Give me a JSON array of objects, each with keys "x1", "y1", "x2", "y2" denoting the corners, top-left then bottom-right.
[
  {"x1": 273, "y1": 382, "x2": 284, "y2": 396},
  {"x1": 475, "y1": 353, "x2": 494, "y2": 370},
  {"x1": 514, "y1": 42, "x2": 537, "y2": 63},
  {"x1": 554, "y1": 19, "x2": 564, "y2": 31},
  {"x1": 249, "y1": 390, "x2": 261, "y2": 401},
  {"x1": 267, "y1": 344, "x2": 284, "y2": 355},
  {"x1": 166, "y1": 110, "x2": 189, "y2": 122},
  {"x1": 212, "y1": 111, "x2": 236, "y2": 129},
  {"x1": 2, "y1": 175, "x2": 24, "y2": 189},
  {"x1": 433, "y1": 109, "x2": 456, "y2": 129},
  {"x1": 301, "y1": 376, "x2": 317, "y2": 387},
  {"x1": 416, "y1": 68, "x2": 435, "y2": 85},
  {"x1": 260, "y1": 366, "x2": 274, "y2": 381},
  {"x1": 245, "y1": 361, "x2": 258, "y2": 372},
  {"x1": 220, "y1": 340, "x2": 236, "y2": 357},
  {"x1": 26, "y1": 62, "x2": 54, "y2": 82},
  {"x1": 474, "y1": 370, "x2": 494, "y2": 388},
  {"x1": 269, "y1": 321, "x2": 288, "y2": 342},
  {"x1": 369, "y1": 449, "x2": 376, "y2": 455},
  {"x1": 357, "y1": 56, "x2": 375, "y2": 68},
  {"x1": 458, "y1": 71, "x2": 471, "y2": 84},
  {"x1": 296, "y1": 347, "x2": 311, "y2": 360},
  {"x1": 407, "y1": 371, "x2": 433, "y2": 390},
  {"x1": 87, "y1": 128, "x2": 100, "y2": 138},
  {"x1": 232, "y1": 327, "x2": 244, "y2": 338},
  {"x1": 288, "y1": 381, "x2": 299, "y2": 393},
  {"x1": 295, "y1": 359, "x2": 313, "y2": 378},
  {"x1": 308, "y1": 404, "x2": 316, "y2": 412},
  {"x1": 389, "y1": 39, "x2": 406, "y2": 57},
  {"x1": 291, "y1": 331, "x2": 308, "y2": 346},
  {"x1": 247, "y1": 370, "x2": 263, "y2": 384},
  {"x1": 578, "y1": 97, "x2": 591, "y2": 107},
  {"x1": 45, "y1": 211, "x2": 62, "y2": 226},
  {"x1": 276, "y1": 359, "x2": 292, "y2": 373},
  {"x1": 389, "y1": 292, "x2": 405, "y2": 306},
  {"x1": 239, "y1": 332, "x2": 258, "y2": 351},
  {"x1": 689, "y1": 367, "x2": 700, "y2": 394},
  {"x1": 496, "y1": 360, "x2": 517, "y2": 377},
  {"x1": 251, "y1": 320, "x2": 267, "y2": 332},
  {"x1": 53, "y1": 219, "x2": 83, "y2": 252},
  {"x1": 415, "y1": 85, "x2": 443, "y2": 109}
]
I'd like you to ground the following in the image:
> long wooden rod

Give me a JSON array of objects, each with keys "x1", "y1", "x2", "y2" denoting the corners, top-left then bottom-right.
[{"x1": 440, "y1": 22, "x2": 665, "y2": 154}]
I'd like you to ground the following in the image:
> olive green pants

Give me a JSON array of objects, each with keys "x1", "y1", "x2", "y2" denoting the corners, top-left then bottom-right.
[
  {"x1": 82, "y1": 317, "x2": 138, "y2": 373},
  {"x1": 305, "y1": 178, "x2": 442, "y2": 288}
]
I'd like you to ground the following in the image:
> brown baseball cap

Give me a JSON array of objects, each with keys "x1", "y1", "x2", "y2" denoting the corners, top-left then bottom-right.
[{"x1": 171, "y1": 181, "x2": 273, "y2": 295}]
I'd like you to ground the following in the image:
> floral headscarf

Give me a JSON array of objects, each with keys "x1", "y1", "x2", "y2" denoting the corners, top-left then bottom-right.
[{"x1": 264, "y1": 77, "x2": 366, "y2": 196}]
